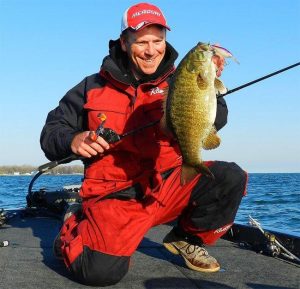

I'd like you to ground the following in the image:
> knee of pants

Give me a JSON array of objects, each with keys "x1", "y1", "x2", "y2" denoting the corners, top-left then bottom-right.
[
  {"x1": 188, "y1": 161, "x2": 247, "y2": 230},
  {"x1": 193, "y1": 161, "x2": 247, "y2": 202},
  {"x1": 214, "y1": 161, "x2": 248, "y2": 198},
  {"x1": 70, "y1": 246, "x2": 130, "y2": 286}
]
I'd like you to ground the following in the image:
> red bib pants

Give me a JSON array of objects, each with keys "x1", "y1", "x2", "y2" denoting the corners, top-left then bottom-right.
[{"x1": 60, "y1": 161, "x2": 247, "y2": 286}]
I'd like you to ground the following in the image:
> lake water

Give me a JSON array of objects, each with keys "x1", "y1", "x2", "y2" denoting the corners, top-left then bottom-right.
[{"x1": 0, "y1": 173, "x2": 299, "y2": 235}]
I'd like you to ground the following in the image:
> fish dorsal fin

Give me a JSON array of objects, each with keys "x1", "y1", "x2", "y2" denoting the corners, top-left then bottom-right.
[{"x1": 214, "y1": 78, "x2": 227, "y2": 95}]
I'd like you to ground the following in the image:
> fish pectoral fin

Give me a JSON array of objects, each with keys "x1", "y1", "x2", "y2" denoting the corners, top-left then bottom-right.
[
  {"x1": 214, "y1": 78, "x2": 227, "y2": 95},
  {"x1": 181, "y1": 163, "x2": 214, "y2": 185},
  {"x1": 203, "y1": 126, "x2": 221, "y2": 150},
  {"x1": 197, "y1": 74, "x2": 208, "y2": 90}
]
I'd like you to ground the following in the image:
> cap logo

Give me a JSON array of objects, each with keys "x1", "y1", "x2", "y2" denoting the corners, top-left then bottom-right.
[
  {"x1": 131, "y1": 9, "x2": 161, "y2": 18},
  {"x1": 121, "y1": 3, "x2": 170, "y2": 32}
]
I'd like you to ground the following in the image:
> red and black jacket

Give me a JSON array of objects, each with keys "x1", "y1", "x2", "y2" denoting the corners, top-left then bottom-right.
[{"x1": 40, "y1": 39, "x2": 228, "y2": 198}]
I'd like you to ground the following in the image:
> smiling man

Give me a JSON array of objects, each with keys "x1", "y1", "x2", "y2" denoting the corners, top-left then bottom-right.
[
  {"x1": 120, "y1": 25, "x2": 167, "y2": 78},
  {"x1": 40, "y1": 2, "x2": 247, "y2": 286}
]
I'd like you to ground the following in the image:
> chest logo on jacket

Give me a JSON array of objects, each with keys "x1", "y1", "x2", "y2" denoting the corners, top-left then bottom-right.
[{"x1": 150, "y1": 87, "x2": 164, "y2": 95}]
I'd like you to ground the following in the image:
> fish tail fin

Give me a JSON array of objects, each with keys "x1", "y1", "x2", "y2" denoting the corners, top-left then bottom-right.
[{"x1": 181, "y1": 163, "x2": 214, "y2": 185}]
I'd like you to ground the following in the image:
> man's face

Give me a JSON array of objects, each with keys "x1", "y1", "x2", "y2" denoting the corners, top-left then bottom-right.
[{"x1": 121, "y1": 25, "x2": 166, "y2": 79}]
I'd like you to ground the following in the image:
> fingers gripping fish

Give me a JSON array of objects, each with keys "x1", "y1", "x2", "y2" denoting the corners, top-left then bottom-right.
[{"x1": 161, "y1": 42, "x2": 236, "y2": 185}]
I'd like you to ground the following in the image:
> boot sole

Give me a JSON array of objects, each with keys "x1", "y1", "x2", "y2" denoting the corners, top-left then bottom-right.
[{"x1": 163, "y1": 242, "x2": 220, "y2": 273}]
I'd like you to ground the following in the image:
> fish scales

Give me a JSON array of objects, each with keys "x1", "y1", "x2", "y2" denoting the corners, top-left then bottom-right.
[{"x1": 164, "y1": 42, "x2": 229, "y2": 184}]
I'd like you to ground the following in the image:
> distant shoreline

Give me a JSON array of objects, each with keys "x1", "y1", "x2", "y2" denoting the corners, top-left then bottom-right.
[{"x1": 0, "y1": 165, "x2": 84, "y2": 175}]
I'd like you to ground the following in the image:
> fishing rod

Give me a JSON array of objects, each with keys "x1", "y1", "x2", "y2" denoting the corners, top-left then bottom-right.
[
  {"x1": 38, "y1": 113, "x2": 108, "y2": 172},
  {"x1": 37, "y1": 61, "x2": 299, "y2": 172},
  {"x1": 37, "y1": 120, "x2": 160, "y2": 173},
  {"x1": 218, "y1": 62, "x2": 300, "y2": 98},
  {"x1": 31, "y1": 119, "x2": 160, "y2": 193}
]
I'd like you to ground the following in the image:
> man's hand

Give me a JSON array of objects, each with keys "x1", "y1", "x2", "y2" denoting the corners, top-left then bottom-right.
[{"x1": 71, "y1": 131, "x2": 110, "y2": 158}]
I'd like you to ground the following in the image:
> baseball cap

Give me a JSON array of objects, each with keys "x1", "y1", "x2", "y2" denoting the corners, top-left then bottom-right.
[{"x1": 121, "y1": 2, "x2": 170, "y2": 32}]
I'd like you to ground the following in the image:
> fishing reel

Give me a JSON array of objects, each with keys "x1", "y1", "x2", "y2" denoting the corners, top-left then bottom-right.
[
  {"x1": 264, "y1": 232, "x2": 281, "y2": 257},
  {"x1": 98, "y1": 128, "x2": 121, "y2": 144}
]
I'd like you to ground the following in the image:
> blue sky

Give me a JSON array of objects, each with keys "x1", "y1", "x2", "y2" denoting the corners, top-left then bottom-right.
[{"x1": 0, "y1": 0, "x2": 299, "y2": 172}]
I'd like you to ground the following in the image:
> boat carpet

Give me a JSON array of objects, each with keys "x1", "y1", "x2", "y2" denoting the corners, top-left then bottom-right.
[{"x1": 0, "y1": 210, "x2": 299, "y2": 289}]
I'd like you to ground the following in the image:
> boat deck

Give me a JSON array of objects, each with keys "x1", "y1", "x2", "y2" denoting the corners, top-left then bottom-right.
[{"x1": 0, "y1": 210, "x2": 299, "y2": 289}]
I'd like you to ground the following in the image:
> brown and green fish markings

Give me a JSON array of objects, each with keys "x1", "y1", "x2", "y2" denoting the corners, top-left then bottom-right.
[{"x1": 162, "y1": 42, "x2": 230, "y2": 185}]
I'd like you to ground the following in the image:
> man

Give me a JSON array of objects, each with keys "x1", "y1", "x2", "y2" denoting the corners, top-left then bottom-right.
[{"x1": 40, "y1": 2, "x2": 247, "y2": 286}]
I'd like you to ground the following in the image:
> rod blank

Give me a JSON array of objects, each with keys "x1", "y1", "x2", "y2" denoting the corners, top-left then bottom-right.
[{"x1": 218, "y1": 62, "x2": 300, "y2": 98}]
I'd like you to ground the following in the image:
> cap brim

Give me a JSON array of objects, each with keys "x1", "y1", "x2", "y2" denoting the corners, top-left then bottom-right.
[{"x1": 132, "y1": 22, "x2": 170, "y2": 31}]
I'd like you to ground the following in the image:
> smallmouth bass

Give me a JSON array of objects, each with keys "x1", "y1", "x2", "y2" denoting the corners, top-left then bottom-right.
[{"x1": 162, "y1": 42, "x2": 235, "y2": 184}]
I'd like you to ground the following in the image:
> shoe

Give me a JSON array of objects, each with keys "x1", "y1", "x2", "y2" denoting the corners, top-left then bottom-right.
[{"x1": 163, "y1": 229, "x2": 220, "y2": 273}]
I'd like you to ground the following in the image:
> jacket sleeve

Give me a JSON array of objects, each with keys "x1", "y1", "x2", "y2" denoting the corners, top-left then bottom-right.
[
  {"x1": 214, "y1": 96, "x2": 228, "y2": 131},
  {"x1": 40, "y1": 78, "x2": 88, "y2": 161}
]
